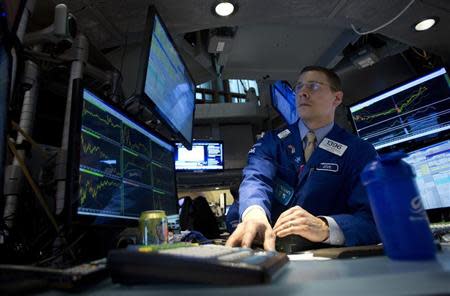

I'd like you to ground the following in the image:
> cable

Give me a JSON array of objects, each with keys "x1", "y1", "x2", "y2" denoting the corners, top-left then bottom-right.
[
  {"x1": 11, "y1": 120, "x2": 52, "y2": 159},
  {"x1": 7, "y1": 140, "x2": 59, "y2": 231},
  {"x1": 36, "y1": 232, "x2": 86, "y2": 266},
  {"x1": 7, "y1": 139, "x2": 75, "y2": 260},
  {"x1": 350, "y1": 0, "x2": 416, "y2": 35}
]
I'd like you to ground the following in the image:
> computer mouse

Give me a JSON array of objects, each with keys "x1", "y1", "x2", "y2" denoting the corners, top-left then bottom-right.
[{"x1": 275, "y1": 235, "x2": 329, "y2": 254}]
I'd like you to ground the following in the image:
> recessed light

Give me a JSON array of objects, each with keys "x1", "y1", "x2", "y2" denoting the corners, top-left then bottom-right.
[
  {"x1": 414, "y1": 18, "x2": 437, "y2": 31},
  {"x1": 215, "y1": 187, "x2": 220, "y2": 190},
  {"x1": 214, "y1": 2, "x2": 236, "y2": 17}
]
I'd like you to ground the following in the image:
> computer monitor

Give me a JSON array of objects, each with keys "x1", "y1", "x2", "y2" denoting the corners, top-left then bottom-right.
[
  {"x1": 348, "y1": 67, "x2": 450, "y2": 151},
  {"x1": 175, "y1": 141, "x2": 224, "y2": 171},
  {"x1": 135, "y1": 6, "x2": 195, "y2": 150},
  {"x1": 270, "y1": 80, "x2": 298, "y2": 125},
  {"x1": 67, "y1": 88, "x2": 178, "y2": 225},
  {"x1": 403, "y1": 139, "x2": 450, "y2": 222},
  {"x1": 0, "y1": 39, "x2": 10, "y2": 200},
  {"x1": 1, "y1": 0, "x2": 25, "y2": 33}
]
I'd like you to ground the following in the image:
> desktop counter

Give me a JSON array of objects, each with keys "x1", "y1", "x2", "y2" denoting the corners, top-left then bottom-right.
[{"x1": 41, "y1": 245, "x2": 450, "y2": 296}]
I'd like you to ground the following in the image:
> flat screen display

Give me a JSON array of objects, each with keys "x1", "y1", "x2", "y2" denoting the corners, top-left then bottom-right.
[
  {"x1": 403, "y1": 139, "x2": 450, "y2": 211},
  {"x1": 77, "y1": 90, "x2": 178, "y2": 220},
  {"x1": 175, "y1": 141, "x2": 224, "y2": 171},
  {"x1": 139, "y1": 6, "x2": 195, "y2": 150},
  {"x1": 270, "y1": 80, "x2": 297, "y2": 125},
  {"x1": 349, "y1": 67, "x2": 450, "y2": 150}
]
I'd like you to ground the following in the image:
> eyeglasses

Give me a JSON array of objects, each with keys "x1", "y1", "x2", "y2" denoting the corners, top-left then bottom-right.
[{"x1": 294, "y1": 81, "x2": 336, "y2": 94}]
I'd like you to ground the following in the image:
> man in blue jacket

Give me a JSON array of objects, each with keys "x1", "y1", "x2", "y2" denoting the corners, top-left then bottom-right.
[{"x1": 226, "y1": 66, "x2": 380, "y2": 251}]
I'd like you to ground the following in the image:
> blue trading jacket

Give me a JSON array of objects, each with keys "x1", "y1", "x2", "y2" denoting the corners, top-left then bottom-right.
[{"x1": 239, "y1": 121, "x2": 380, "y2": 246}]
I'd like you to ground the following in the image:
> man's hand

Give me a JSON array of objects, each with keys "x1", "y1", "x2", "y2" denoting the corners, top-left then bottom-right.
[
  {"x1": 273, "y1": 206, "x2": 329, "y2": 242},
  {"x1": 225, "y1": 209, "x2": 276, "y2": 251}
]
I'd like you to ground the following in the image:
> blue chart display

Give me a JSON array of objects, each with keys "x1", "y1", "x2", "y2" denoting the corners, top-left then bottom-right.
[
  {"x1": 270, "y1": 81, "x2": 297, "y2": 125},
  {"x1": 144, "y1": 14, "x2": 195, "y2": 148},
  {"x1": 404, "y1": 140, "x2": 450, "y2": 210},
  {"x1": 349, "y1": 68, "x2": 450, "y2": 150},
  {"x1": 78, "y1": 90, "x2": 177, "y2": 220}
]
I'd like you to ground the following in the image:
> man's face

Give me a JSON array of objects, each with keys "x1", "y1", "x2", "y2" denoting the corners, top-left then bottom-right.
[{"x1": 295, "y1": 71, "x2": 343, "y2": 124}]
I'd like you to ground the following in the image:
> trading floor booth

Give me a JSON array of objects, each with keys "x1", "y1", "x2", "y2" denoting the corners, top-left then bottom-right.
[{"x1": 1, "y1": 2, "x2": 450, "y2": 295}]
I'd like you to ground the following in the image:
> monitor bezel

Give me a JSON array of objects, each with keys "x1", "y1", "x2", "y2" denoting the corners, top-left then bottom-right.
[
  {"x1": 347, "y1": 66, "x2": 450, "y2": 153},
  {"x1": 174, "y1": 140, "x2": 225, "y2": 172},
  {"x1": 134, "y1": 5, "x2": 196, "y2": 150},
  {"x1": 65, "y1": 84, "x2": 179, "y2": 228},
  {"x1": 270, "y1": 80, "x2": 297, "y2": 125}
]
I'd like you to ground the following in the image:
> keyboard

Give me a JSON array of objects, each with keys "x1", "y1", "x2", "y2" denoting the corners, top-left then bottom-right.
[
  {"x1": 108, "y1": 243, "x2": 289, "y2": 285},
  {"x1": 0, "y1": 258, "x2": 107, "y2": 291}
]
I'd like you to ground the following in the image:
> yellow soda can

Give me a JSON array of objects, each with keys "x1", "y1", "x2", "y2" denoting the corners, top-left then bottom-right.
[{"x1": 139, "y1": 210, "x2": 168, "y2": 245}]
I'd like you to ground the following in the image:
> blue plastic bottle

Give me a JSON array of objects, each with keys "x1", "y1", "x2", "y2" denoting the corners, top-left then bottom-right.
[{"x1": 361, "y1": 152, "x2": 436, "y2": 260}]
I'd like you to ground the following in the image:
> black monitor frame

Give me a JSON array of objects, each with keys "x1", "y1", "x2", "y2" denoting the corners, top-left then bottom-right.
[
  {"x1": 64, "y1": 82, "x2": 179, "y2": 229},
  {"x1": 1, "y1": 0, "x2": 27, "y2": 34},
  {"x1": 134, "y1": 5, "x2": 195, "y2": 150},
  {"x1": 347, "y1": 66, "x2": 450, "y2": 154}
]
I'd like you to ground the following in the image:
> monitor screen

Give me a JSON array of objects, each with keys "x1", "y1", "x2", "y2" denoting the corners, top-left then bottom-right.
[
  {"x1": 403, "y1": 139, "x2": 450, "y2": 211},
  {"x1": 0, "y1": 43, "x2": 10, "y2": 197},
  {"x1": 270, "y1": 80, "x2": 298, "y2": 125},
  {"x1": 76, "y1": 90, "x2": 178, "y2": 221},
  {"x1": 348, "y1": 67, "x2": 450, "y2": 150},
  {"x1": 175, "y1": 141, "x2": 224, "y2": 171},
  {"x1": 137, "y1": 6, "x2": 195, "y2": 150}
]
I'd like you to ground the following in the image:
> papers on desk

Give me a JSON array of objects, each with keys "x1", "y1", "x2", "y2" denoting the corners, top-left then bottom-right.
[{"x1": 288, "y1": 252, "x2": 331, "y2": 261}]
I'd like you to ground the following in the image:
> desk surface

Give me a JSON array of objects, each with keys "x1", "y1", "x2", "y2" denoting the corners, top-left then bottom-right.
[{"x1": 41, "y1": 248, "x2": 450, "y2": 296}]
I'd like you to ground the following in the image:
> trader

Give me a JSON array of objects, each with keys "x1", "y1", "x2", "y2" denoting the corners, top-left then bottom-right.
[{"x1": 226, "y1": 66, "x2": 380, "y2": 251}]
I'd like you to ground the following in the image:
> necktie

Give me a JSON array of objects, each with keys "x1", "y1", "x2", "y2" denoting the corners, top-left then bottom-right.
[{"x1": 304, "y1": 131, "x2": 316, "y2": 162}]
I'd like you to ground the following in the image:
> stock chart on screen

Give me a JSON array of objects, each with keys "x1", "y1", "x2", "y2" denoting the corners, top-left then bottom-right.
[
  {"x1": 349, "y1": 68, "x2": 450, "y2": 150},
  {"x1": 77, "y1": 90, "x2": 177, "y2": 220}
]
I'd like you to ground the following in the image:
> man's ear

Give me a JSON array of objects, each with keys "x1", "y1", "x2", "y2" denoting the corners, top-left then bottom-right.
[{"x1": 333, "y1": 91, "x2": 343, "y2": 107}]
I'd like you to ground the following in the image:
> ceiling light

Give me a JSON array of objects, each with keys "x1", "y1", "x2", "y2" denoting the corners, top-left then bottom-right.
[
  {"x1": 215, "y1": 187, "x2": 220, "y2": 190},
  {"x1": 414, "y1": 18, "x2": 437, "y2": 31},
  {"x1": 214, "y1": 2, "x2": 235, "y2": 17}
]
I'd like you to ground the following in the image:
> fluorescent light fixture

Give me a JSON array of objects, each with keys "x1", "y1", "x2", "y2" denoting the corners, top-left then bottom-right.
[
  {"x1": 414, "y1": 18, "x2": 437, "y2": 31},
  {"x1": 214, "y1": 2, "x2": 235, "y2": 16}
]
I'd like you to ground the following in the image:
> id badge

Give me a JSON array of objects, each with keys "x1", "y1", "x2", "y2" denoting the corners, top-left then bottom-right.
[{"x1": 273, "y1": 177, "x2": 294, "y2": 206}]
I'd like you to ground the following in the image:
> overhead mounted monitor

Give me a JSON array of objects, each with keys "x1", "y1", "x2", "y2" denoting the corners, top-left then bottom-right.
[
  {"x1": 348, "y1": 67, "x2": 450, "y2": 151},
  {"x1": 175, "y1": 141, "x2": 224, "y2": 171},
  {"x1": 135, "y1": 6, "x2": 195, "y2": 150},
  {"x1": 270, "y1": 80, "x2": 297, "y2": 125}
]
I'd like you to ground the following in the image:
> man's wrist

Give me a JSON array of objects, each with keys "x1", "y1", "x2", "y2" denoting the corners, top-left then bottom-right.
[
  {"x1": 242, "y1": 206, "x2": 267, "y2": 222},
  {"x1": 318, "y1": 216, "x2": 330, "y2": 242}
]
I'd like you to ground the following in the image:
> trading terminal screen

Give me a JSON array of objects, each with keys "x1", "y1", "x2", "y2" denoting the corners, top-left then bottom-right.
[
  {"x1": 349, "y1": 67, "x2": 450, "y2": 150},
  {"x1": 270, "y1": 81, "x2": 298, "y2": 125},
  {"x1": 404, "y1": 139, "x2": 450, "y2": 210},
  {"x1": 143, "y1": 9, "x2": 195, "y2": 149},
  {"x1": 175, "y1": 142, "x2": 224, "y2": 171},
  {"x1": 77, "y1": 90, "x2": 177, "y2": 220}
]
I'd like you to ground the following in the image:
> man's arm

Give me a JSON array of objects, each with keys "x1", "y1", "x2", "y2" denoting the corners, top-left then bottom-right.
[
  {"x1": 226, "y1": 133, "x2": 279, "y2": 250},
  {"x1": 329, "y1": 142, "x2": 380, "y2": 246}
]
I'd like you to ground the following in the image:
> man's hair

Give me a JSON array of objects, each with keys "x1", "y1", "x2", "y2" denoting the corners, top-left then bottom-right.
[{"x1": 300, "y1": 66, "x2": 342, "y2": 91}]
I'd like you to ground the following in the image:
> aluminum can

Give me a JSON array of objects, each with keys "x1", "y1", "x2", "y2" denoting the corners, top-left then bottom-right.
[{"x1": 139, "y1": 210, "x2": 168, "y2": 245}]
